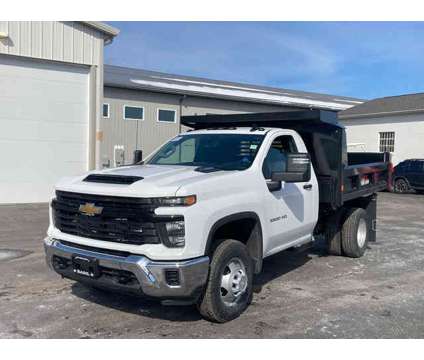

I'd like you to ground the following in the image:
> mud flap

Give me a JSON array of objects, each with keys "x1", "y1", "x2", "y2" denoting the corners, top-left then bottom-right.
[
  {"x1": 326, "y1": 209, "x2": 345, "y2": 256},
  {"x1": 365, "y1": 193, "x2": 377, "y2": 242}
]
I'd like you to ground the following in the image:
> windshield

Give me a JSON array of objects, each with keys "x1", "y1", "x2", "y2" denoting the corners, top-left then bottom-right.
[{"x1": 147, "y1": 133, "x2": 265, "y2": 171}]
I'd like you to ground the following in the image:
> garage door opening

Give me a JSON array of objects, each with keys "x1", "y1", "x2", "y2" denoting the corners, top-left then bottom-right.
[{"x1": 0, "y1": 55, "x2": 90, "y2": 204}]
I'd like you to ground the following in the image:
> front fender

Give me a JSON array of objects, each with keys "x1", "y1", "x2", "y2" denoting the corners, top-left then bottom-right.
[{"x1": 204, "y1": 211, "x2": 263, "y2": 273}]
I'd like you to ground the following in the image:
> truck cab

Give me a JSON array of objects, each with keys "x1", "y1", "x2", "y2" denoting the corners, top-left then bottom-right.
[{"x1": 44, "y1": 110, "x2": 391, "y2": 322}]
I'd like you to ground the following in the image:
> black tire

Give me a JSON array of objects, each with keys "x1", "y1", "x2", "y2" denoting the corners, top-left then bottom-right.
[
  {"x1": 341, "y1": 208, "x2": 369, "y2": 258},
  {"x1": 324, "y1": 209, "x2": 345, "y2": 256},
  {"x1": 394, "y1": 178, "x2": 410, "y2": 193},
  {"x1": 197, "y1": 239, "x2": 253, "y2": 323},
  {"x1": 416, "y1": 190, "x2": 424, "y2": 195}
]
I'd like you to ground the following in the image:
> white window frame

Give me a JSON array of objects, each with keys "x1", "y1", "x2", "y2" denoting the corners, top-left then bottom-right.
[
  {"x1": 157, "y1": 108, "x2": 177, "y2": 124},
  {"x1": 123, "y1": 105, "x2": 144, "y2": 121},
  {"x1": 379, "y1": 131, "x2": 395, "y2": 152},
  {"x1": 102, "y1": 103, "x2": 110, "y2": 118}
]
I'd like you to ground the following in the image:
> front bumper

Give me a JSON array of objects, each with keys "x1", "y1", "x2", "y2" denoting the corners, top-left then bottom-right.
[{"x1": 44, "y1": 237, "x2": 209, "y2": 301}]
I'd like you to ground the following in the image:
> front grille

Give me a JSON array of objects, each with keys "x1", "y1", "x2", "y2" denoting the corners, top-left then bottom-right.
[{"x1": 53, "y1": 191, "x2": 162, "y2": 245}]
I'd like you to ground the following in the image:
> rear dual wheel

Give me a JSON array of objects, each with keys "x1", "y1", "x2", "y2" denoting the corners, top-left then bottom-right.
[
  {"x1": 341, "y1": 208, "x2": 369, "y2": 258},
  {"x1": 326, "y1": 207, "x2": 369, "y2": 258}
]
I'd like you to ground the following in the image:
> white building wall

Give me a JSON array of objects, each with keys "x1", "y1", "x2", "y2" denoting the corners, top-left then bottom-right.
[{"x1": 340, "y1": 113, "x2": 424, "y2": 165}]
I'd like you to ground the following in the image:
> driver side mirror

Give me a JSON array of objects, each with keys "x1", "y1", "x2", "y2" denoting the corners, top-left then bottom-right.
[{"x1": 266, "y1": 153, "x2": 311, "y2": 192}]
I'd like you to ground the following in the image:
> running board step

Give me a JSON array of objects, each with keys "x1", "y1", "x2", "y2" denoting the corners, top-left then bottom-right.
[{"x1": 288, "y1": 239, "x2": 315, "y2": 253}]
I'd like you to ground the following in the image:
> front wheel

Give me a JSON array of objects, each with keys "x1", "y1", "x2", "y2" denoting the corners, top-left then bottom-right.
[{"x1": 197, "y1": 239, "x2": 253, "y2": 323}]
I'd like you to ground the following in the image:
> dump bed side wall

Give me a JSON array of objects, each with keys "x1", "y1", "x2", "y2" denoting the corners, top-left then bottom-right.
[
  {"x1": 348, "y1": 152, "x2": 389, "y2": 166},
  {"x1": 342, "y1": 155, "x2": 391, "y2": 202}
]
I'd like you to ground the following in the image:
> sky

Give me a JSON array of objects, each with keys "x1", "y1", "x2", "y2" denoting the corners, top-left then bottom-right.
[{"x1": 105, "y1": 22, "x2": 424, "y2": 100}]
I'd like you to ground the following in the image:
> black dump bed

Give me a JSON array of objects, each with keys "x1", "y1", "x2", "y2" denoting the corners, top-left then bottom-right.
[{"x1": 181, "y1": 110, "x2": 392, "y2": 210}]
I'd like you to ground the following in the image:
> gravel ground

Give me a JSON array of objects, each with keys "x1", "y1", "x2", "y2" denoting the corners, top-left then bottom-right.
[{"x1": 0, "y1": 192, "x2": 424, "y2": 338}]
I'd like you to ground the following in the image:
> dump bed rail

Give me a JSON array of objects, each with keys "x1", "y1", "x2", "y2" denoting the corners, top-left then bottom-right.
[{"x1": 343, "y1": 155, "x2": 391, "y2": 202}]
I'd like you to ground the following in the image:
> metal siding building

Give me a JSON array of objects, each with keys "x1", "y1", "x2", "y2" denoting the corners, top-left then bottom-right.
[
  {"x1": 0, "y1": 21, "x2": 118, "y2": 203},
  {"x1": 0, "y1": 22, "x2": 105, "y2": 65},
  {"x1": 101, "y1": 86, "x2": 289, "y2": 167},
  {"x1": 102, "y1": 65, "x2": 363, "y2": 166}
]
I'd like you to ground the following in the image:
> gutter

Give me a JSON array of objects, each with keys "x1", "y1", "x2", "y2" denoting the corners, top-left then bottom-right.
[
  {"x1": 339, "y1": 108, "x2": 424, "y2": 120},
  {"x1": 81, "y1": 21, "x2": 120, "y2": 44}
]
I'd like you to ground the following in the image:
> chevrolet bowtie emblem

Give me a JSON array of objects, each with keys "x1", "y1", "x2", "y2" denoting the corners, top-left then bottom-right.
[{"x1": 79, "y1": 203, "x2": 103, "y2": 216}]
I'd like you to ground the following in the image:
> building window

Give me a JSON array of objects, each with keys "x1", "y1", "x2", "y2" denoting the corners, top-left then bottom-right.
[
  {"x1": 124, "y1": 105, "x2": 144, "y2": 120},
  {"x1": 102, "y1": 103, "x2": 110, "y2": 118},
  {"x1": 379, "y1": 132, "x2": 395, "y2": 152},
  {"x1": 157, "y1": 109, "x2": 177, "y2": 123}
]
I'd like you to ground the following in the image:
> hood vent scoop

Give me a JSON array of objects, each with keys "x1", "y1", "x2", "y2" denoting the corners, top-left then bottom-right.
[{"x1": 83, "y1": 174, "x2": 144, "y2": 185}]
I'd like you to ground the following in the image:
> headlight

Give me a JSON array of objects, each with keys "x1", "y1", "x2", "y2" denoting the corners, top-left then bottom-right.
[
  {"x1": 155, "y1": 195, "x2": 196, "y2": 207},
  {"x1": 160, "y1": 220, "x2": 185, "y2": 248}
]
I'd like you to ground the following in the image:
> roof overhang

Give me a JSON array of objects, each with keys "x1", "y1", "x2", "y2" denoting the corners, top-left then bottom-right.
[
  {"x1": 104, "y1": 65, "x2": 364, "y2": 112},
  {"x1": 105, "y1": 80, "x2": 360, "y2": 111},
  {"x1": 105, "y1": 82, "x2": 354, "y2": 111},
  {"x1": 81, "y1": 22, "x2": 119, "y2": 43}
]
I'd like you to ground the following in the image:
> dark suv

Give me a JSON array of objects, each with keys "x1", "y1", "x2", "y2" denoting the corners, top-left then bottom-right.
[{"x1": 393, "y1": 159, "x2": 424, "y2": 194}]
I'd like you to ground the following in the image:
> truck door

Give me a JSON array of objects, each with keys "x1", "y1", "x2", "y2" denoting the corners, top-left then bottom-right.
[{"x1": 261, "y1": 134, "x2": 317, "y2": 254}]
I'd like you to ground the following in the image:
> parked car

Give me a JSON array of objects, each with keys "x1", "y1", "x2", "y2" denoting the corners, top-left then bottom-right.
[
  {"x1": 44, "y1": 110, "x2": 391, "y2": 322},
  {"x1": 393, "y1": 159, "x2": 424, "y2": 194}
]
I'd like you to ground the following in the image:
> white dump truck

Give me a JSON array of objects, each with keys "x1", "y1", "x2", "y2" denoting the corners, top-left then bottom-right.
[{"x1": 44, "y1": 110, "x2": 391, "y2": 322}]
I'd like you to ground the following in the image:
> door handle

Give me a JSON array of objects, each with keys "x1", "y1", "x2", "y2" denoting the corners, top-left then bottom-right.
[{"x1": 303, "y1": 184, "x2": 313, "y2": 190}]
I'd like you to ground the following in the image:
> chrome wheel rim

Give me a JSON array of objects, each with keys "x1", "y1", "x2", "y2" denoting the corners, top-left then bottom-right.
[
  {"x1": 220, "y1": 258, "x2": 248, "y2": 306},
  {"x1": 357, "y1": 218, "x2": 367, "y2": 248}
]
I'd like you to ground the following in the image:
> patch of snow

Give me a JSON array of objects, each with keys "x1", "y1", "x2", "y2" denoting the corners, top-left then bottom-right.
[
  {"x1": 150, "y1": 75, "x2": 294, "y2": 96},
  {"x1": 332, "y1": 98, "x2": 363, "y2": 104},
  {"x1": 0, "y1": 250, "x2": 23, "y2": 261}
]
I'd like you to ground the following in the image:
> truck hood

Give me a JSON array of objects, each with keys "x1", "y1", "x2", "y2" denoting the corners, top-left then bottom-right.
[{"x1": 55, "y1": 164, "x2": 231, "y2": 198}]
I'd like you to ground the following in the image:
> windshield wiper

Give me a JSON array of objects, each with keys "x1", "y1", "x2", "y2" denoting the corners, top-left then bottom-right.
[{"x1": 194, "y1": 163, "x2": 248, "y2": 172}]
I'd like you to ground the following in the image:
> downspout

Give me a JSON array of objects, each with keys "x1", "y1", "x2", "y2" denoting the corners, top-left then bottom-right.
[
  {"x1": 178, "y1": 95, "x2": 187, "y2": 162},
  {"x1": 179, "y1": 95, "x2": 187, "y2": 133},
  {"x1": 136, "y1": 120, "x2": 139, "y2": 149},
  {"x1": 89, "y1": 64, "x2": 98, "y2": 170}
]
